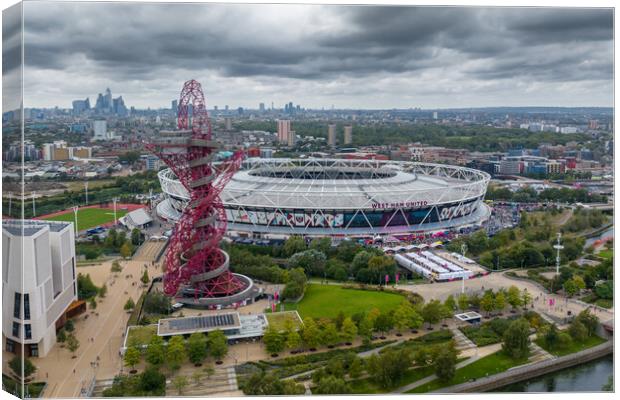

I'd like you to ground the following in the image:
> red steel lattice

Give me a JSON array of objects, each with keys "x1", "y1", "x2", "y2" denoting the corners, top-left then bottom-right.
[{"x1": 147, "y1": 80, "x2": 245, "y2": 298}]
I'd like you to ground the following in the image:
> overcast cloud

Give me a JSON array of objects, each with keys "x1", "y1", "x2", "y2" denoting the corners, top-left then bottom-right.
[{"x1": 3, "y1": 2, "x2": 614, "y2": 110}]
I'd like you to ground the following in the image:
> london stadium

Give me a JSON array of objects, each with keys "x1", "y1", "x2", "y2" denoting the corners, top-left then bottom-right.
[{"x1": 157, "y1": 158, "x2": 491, "y2": 238}]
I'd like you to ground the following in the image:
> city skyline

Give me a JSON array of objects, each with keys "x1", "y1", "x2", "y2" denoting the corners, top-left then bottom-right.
[{"x1": 3, "y1": 3, "x2": 614, "y2": 111}]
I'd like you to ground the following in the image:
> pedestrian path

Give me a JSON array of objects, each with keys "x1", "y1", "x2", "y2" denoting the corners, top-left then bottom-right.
[
  {"x1": 528, "y1": 342, "x2": 555, "y2": 363},
  {"x1": 451, "y1": 327, "x2": 476, "y2": 351},
  {"x1": 392, "y1": 354, "x2": 481, "y2": 393}
]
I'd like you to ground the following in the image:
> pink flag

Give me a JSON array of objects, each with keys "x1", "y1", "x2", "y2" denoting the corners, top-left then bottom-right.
[
  {"x1": 385, "y1": 274, "x2": 389, "y2": 283},
  {"x1": 271, "y1": 303, "x2": 276, "y2": 312},
  {"x1": 274, "y1": 291, "x2": 279, "y2": 301},
  {"x1": 396, "y1": 273, "x2": 400, "y2": 283}
]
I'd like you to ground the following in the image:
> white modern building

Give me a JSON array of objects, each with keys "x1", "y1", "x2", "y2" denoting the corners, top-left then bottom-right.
[
  {"x1": 2, "y1": 220, "x2": 78, "y2": 357},
  {"x1": 93, "y1": 119, "x2": 108, "y2": 140}
]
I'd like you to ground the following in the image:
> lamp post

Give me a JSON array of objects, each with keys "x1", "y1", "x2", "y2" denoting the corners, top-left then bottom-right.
[
  {"x1": 85, "y1": 181, "x2": 89, "y2": 205},
  {"x1": 553, "y1": 232, "x2": 564, "y2": 276},
  {"x1": 32, "y1": 192, "x2": 36, "y2": 216},
  {"x1": 461, "y1": 243, "x2": 468, "y2": 294},
  {"x1": 8, "y1": 192, "x2": 12, "y2": 216}
]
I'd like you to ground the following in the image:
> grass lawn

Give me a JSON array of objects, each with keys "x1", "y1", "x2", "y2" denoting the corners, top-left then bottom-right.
[
  {"x1": 535, "y1": 334, "x2": 607, "y2": 357},
  {"x1": 407, "y1": 351, "x2": 528, "y2": 393},
  {"x1": 281, "y1": 284, "x2": 406, "y2": 320},
  {"x1": 597, "y1": 249, "x2": 613, "y2": 260},
  {"x1": 62, "y1": 179, "x2": 115, "y2": 192},
  {"x1": 266, "y1": 311, "x2": 303, "y2": 331},
  {"x1": 42, "y1": 207, "x2": 128, "y2": 231},
  {"x1": 126, "y1": 324, "x2": 157, "y2": 346}
]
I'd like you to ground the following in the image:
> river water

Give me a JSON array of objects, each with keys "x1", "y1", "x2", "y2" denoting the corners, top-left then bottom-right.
[
  {"x1": 497, "y1": 355, "x2": 613, "y2": 392},
  {"x1": 584, "y1": 226, "x2": 614, "y2": 248}
]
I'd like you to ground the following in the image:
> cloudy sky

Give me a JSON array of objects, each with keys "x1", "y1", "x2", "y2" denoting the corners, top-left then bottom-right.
[{"x1": 2, "y1": 2, "x2": 614, "y2": 110}]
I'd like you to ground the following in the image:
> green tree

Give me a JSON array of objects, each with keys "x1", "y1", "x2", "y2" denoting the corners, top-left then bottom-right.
[
  {"x1": 146, "y1": 335, "x2": 166, "y2": 366},
  {"x1": 366, "y1": 348, "x2": 412, "y2": 389},
  {"x1": 444, "y1": 295, "x2": 456, "y2": 313},
  {"x1": 563, "y1": 279, "x2": 578, "y2": 297},
  {"x1": 283, "y1": 236, "x2": 306, "y2": 257},
  {"x1": 289, "y1": 249, "x2": 327, "y2": 276},
  {"x1": 302, "y1": 317, "x2": 321, "y2": 349},
  {"x1": 358, "y1": 315, "x2": 374, "y2": 344},
  {"x1": 421, "y1": 300, "x2": 442, "y2": 328},
  {"x1": 495, "y1": 291, "x2": 506, "y2": 312},
  {"x1": 480, "y1": 291, "x2": 495, "y2": 315},
  {"x1": 57, "y1": 329, "x2": 67, "y2": 343},
  {"x1": 507, "y1": 286, "x2": 522, "y2": 310},
  {"x1": 321, "y1": 322, "x2": 341, "y2": 347},
  {"x1": 286, "y1": 329, "x2": 303, "y2": 351},
  {"x1": 568, "y1": 320, "x2": 588, "y2": 343},
  {"x1": 77, "y1": 273, "x2": 99, "y2": 300},
  {"x1": 172, "y1": 375, "x2": 188, "y2": 395},
  {"x1": 543, "y1": 324, "x2": 560, "y2": 350},
  {"x1": 340, "y1": 317, "x2": 358, "y2": 343},
  {"x1": 89, "y1": 297, "x2": 97, "y2": 310},
  {"x1": 141, "y1": 270, "x2": 150, "y2": 285},
  {"x1": 99, "y1": 283, "x2": 108, "y2": 298},
  {"x1": 522, "y1": 290, "x2": 533, "y2": 309},
  {"x1": 348, "y1": 356, "x2": 364, "y2": 379},
  {"x1": 434, "y1": 346, "x2": 457, "y2": 382},
  {"x1": 120, "y1": 242, "x2": 133, "y2": 259},
  {"x1": 263, "y1": 326, "x2": 286, "y2": 354},
  {"x1": 207, "y1": 330, "x2": 228, "y2": 361},
  {"x1": 66, "y1": 333, "x2": 80, "y2": 358},
  {"x1": 575, "y1": 309, "x2": 599, "y2": 337},
  {"x1": 131, "y1": 228, "x2": 142, "y2": 246},
  {"x1": 124, "y1": 298, "x2": 135, "y2": 311},
  {"x1": 187, "y1": 332, "x2": 208, "y2": 365},
  {"x1": 309, "y1": 237, "x2": 332, "y2": 254},
  {"x1": 124, "y1": 346, "x2": 141, "y2": 371},
  {"x1": 502, "y1": 318, "x2": 530, "y2": 359},
  {"x1": 8, "y1": 356, "x2": 36, "y2": 379},
  {"x1": 314, "y1": 376, "x2": 351, "y2": 394},
  {"x1": 111, "y1": 261, "x2": 123, "y2": 273},
  {"x1": 166, "y1": 336, "x2": 187, "y2": 370}
]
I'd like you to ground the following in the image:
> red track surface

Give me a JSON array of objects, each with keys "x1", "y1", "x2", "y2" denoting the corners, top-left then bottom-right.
[{"x1": 147, "y1": 80, "x2": 245, "y2": 298}]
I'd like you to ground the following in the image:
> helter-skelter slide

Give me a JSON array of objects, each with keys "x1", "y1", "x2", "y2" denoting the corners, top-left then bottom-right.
[{"x1": 147, "y1": 79, "x2": 256, "y2": 307}]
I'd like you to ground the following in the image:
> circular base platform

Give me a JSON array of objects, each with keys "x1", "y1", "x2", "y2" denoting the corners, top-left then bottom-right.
[{"x1": 174, "y1": 273, "x2": 260, "y2": 309}]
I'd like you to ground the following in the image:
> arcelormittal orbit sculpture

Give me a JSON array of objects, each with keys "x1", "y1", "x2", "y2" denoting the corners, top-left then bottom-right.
[{"x1": 147, "y1": 80, "x2": 253, "y2": 305}]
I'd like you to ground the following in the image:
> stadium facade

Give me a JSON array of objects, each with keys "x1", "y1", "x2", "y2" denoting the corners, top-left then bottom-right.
[{"x1": 158, "y1": 158, "x2": 491, "y2": 237}]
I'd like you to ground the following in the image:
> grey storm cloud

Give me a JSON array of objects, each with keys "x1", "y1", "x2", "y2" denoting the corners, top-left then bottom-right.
[{"x1": 5, "y1": 2, "x2": 614, "y2": 109}]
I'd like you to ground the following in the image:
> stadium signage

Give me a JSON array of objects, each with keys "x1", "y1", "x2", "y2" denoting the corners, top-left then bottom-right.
[{"x1": 371, "y1": 201, "x2": 429, "y2": 209}]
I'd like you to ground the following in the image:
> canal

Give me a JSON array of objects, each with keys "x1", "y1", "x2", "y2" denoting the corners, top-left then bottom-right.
[{"x1": 497, "y1": 355, "x2": 613, "y2": 392}]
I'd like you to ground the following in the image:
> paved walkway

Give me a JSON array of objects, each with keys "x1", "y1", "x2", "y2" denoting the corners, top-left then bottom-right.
[{"x1": 30, "y1": 259, "x2": 153, "y2": 398}]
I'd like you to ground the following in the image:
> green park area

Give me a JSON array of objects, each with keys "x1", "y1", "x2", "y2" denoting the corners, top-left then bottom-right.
[
  {"x1": 407, "y1": 350, "x2": 529, "y2": 393},
  {"x1": 126, "y1": 325, "x2": 158, "y2": 347},
  {"x1": 281, "y1": 284, "x2": 405, "y2": 319},
  {"x1": 42, "y1": 207, "x2": 128, "y2": 231},
  {"x1": 535, "y1": 333, "x2": 606, "y2": 357}
]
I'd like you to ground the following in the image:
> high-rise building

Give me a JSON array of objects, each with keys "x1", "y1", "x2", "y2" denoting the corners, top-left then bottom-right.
[
  {"x1": 433, "y1": 111, "x2": 438, "y2": 120},
  {"x1": 588, "y1": 120, "x2": 599, "y2": 130},
  {"x1": 328, "y1": 124, "x2": 337, "y2": 147},
  {"x1": 288, "y1": 130, "x2": 296, "y2": 147},
  {"x1": 225, "y1": 117, "x2": 232, "y2": 131},
  {"x1": 3, "y1": 220, "x2": 79, "y2": 357},
  {"x1": 277, "y1": 119, "x2": 291, "y2": 143},
  {"x1": 344, "y1": 125, "x2": 353, "y2": 145},
  {"x1": 171, "y1": 99, "x2": 178, "y2": 112},
  {"x1": 112, "y1": 96, "x2": 127, "y2": 116},
  {"x1": 93, "y1": 120, "x2": 108, "y2": 140},
  {"x1": 259, "y1": 103, "x2": 265, "y2": 112}
]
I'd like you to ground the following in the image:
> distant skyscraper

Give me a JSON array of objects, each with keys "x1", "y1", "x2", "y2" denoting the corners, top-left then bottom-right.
[
  {"x1": 277, "y1": 119, "x2": 291, "y2": 143},
  {"x1": 225, "y1": 105, "x2": 229, "y2": 111},
  {"x1": 259, "y1": 103, "x2": 265, "y2": 112},
  {"x1": 112, "y1": 96, "x2": 127, "y2": 116},
  {"x1": 225, "y1": 117, "x2": 232, "y2": 131},
  {"x1": 71, "y1": 98, "x2": 90, "y2": 115},
  {"x1": 433, "y1": 111, "x2": 438, "y2": 120},
  {"x1": 328, "y1": 124, "x2": 337, "y2": 147},
  {"x1": 171, "y1": 99, "x2": 178, "y2": 112},
  {"x1": 344, "y1": 125, "x2": 353, "y2": 145}
]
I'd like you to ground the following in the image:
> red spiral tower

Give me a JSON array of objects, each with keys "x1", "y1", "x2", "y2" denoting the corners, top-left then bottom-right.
[{"x1": 147, "y1": 80, "x2": 250, "y2": 304}]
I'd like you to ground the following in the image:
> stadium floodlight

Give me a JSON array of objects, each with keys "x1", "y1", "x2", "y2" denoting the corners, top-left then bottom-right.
[{"x1": 72, "y1": 206, "x2": 79, "y2": 235}]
